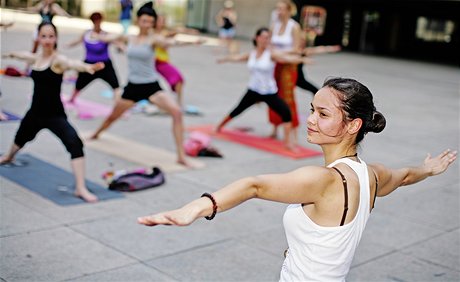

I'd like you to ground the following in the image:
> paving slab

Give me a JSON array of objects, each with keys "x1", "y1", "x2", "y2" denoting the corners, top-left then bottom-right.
[
  {"x1": 0, "y1": 227, "x2": 136, "y2": 281},
  {"x1": 145, "y1": 239, "x2": 282, "y2": 281},
  {"x1": 68, "y1": 263, "x2": 177, "y2": 282}
]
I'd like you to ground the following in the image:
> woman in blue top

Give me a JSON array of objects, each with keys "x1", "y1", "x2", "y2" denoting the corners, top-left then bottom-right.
[
  {"x1": 90, "y1": 2, "x2": 201, "y2": 167},
  {"x1": 120, "y1": 0, "x2": 133, "y2": 35}
]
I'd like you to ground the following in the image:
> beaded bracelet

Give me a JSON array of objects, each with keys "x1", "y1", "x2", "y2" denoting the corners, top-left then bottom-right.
[{"x1": 201, "y1": 193, "x2": 217, "y2": 220}]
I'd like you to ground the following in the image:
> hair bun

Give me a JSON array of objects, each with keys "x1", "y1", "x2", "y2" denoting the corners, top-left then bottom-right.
[
  {"x1": 137, "y1": 1, "x2": 156, "y2": 18},
  {"x1": 141, "y1": 1, "x2": 153, "y2": 9},
  {"x1": 367, "y1": 111, "x2": 386, "y2": 133}
]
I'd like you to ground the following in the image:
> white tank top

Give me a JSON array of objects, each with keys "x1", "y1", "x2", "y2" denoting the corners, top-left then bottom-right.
[
  {"x1": 271, "y1": 19, "x2": 296, "y2": 51},
  {"x1": 247, "y1": 49, "x2": 277, "y2": 94},
  {"x1": 280, "y1": 158, "x2": 371, "y2": 282}
]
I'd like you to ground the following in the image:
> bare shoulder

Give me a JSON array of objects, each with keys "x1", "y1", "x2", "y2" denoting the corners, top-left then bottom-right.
[
  {"x1": 51, "y1": 53, "x2": 69, "y2": 73},
  {"x1": 290, "y1": 165, "x2": 336, "y2": 187},
  {"x1": 291, "y1": 20, "x2": 301, "y2": 30},
  {"x1": 54, "y1": 53, "x2": 69, "y2": 63},
  {"x1": 368, "y1": 163, "x2": 388, "y2": 177}
]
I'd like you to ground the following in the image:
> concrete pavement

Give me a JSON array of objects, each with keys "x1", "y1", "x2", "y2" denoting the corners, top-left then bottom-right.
[{"x1": 1, "y1": 9, "x2": 459, "y2": 282}]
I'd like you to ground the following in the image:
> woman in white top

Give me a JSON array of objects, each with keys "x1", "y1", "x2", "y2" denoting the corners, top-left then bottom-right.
[
  {"x1": 269, "y1": 0, "x2": 303, "y2": 144},
  {"x1": 216, "y1": 27, "x2": 307, "y2": 149},
  {"x1": 137, "y1": 77, "x2": 457, "y2": 281}
]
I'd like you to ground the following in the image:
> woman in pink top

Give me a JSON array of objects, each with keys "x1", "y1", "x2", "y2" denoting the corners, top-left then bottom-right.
[{"x1": 138, "y1": 77, "x2": 457, "y2": 280}]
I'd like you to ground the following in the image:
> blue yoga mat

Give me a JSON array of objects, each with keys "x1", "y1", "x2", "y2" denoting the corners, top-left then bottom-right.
[{"x1": 0, "y1": 153, "x2": 124, "y2": 205}]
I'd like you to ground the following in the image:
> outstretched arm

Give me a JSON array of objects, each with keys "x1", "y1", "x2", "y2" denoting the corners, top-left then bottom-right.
[
  {"x1": 138, "y1": 166, "x2": 334, "y2": 226},
  {"x1": 52, "y1": 54, "x2": 104, "y2": 74},
  {"x1": 152, "y1": 34, "x2": 204, "y2": 50},
  {"x1": 271, "y1": 50, "x2": 313, "y2": 65},
  {"x1": 3, "y1": 51, "x2": 36, "y2": 64},
  {"x1": 216, "y1": 52, "x2": 249, "y2": 63},
  {"x1": 370, "y1": 149, "x2": 457, "y2": 197},
  {"x1": 304, "y1": 45, "x2": 341, "y2": 56}
]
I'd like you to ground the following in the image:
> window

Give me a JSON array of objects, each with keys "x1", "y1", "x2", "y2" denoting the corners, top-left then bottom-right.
[{"x1": 416, "y1": 17, "x2": 455, "y2": 43}]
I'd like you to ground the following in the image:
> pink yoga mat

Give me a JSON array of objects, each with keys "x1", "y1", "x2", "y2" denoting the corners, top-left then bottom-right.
[
  {"x1": 187, "y1": 125, "x2": 322, "y2": 159},
  {"x1": 61, "y1": 95, "x2": 128, "y2": 120}
]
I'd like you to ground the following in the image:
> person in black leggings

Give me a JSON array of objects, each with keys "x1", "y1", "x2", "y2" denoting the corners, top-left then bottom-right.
[
  {"x1": 296, "y1": 62, "x2": 319, "y2": 94},
  {"x1": 216, "y1": 27, "x2": 308, "y2": 150},
  {"x1": 1, "y1": 22, "x2": 104, "y2": 203},
  {"x1": 296, "y1": 45, "x2": 341, "y2": 95}
]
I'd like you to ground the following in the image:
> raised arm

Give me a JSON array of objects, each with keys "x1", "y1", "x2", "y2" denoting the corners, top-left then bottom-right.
[
  {"x1": 51, "y1": 3, "x2": 71, "y2": 17},
  {"x1": 370, "y1": 149, "x2": 457, "y2": 197},
  {"x1": 26, "y1": 2, "x2": 43, "y2": 13},
  {"x1": 138, "y1": 166, "x2": 334, "y2": 226}
]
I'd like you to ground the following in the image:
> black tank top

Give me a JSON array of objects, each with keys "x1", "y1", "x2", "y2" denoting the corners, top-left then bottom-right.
[
  {"x1": 40, "y1": 6, "x2": 54, "y2": 23},
  {"x1": 222, "y1": 17, "x2": 234, "y2": 29},
  {"x1": 30, "y1": 66, "x2": 65, "y2": 117}
]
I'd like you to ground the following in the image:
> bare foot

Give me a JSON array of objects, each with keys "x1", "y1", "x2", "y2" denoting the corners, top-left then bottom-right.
[
  {"x1": 177, "y1": 158, "x2": 203, "y2": 169},
  {"x1": 0, "y1": 155, "x2": 13, "y2": 165},
  {"x1": 68, "y1": 98, "x2": 76, "y2": 104},
  {"x1": 0, "y1": 112, "x2": 8, "y2": 121},
  {"x1": 89, "y1": 133, "x2": 99, "y2": 140},
  {"x1": 284, "y1": 143, "x2": 299, "y2": 152},
  {"x1": 214, "y1": 126, "x2": 223, "y2": 133},
  {"x1": 75, "y1": 189, "x2": 98, "y2": 203}
]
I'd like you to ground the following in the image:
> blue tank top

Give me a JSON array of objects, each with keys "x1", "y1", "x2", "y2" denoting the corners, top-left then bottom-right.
[
  {"x1": 30, "y1": 66, "x2": 65, "y2": 117},
  {"x1": 39, "y1": 5, "x2": 54, "y2": 23}
]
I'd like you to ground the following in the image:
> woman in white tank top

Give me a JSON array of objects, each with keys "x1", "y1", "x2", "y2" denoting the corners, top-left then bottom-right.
[
  {"x1": 215, "y1": 27, "x2": 308, "y2": 150},
  {"x1": 138, "y1": 78, "x2": 457, "y2": 281}
]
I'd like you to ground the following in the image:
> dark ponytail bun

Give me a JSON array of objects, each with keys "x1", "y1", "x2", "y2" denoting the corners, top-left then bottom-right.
[
  {"x1": 366, "y1": 111, "x2": 386, "y2": 133},
  {"x1": 137, "y1": 1, "x2": 157, "y2": 19}
]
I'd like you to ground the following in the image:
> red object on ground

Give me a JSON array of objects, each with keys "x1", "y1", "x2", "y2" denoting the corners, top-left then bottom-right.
[{"x1": 187, "y1": 125, "x2": 322, "y2": 159}]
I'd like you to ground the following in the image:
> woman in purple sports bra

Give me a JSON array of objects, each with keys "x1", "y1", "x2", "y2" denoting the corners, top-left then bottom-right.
[
  {"x1": 66, "y1": 12, "x2": 121, "y2": 103},
  {"x1": 138, "y1": 77, "x2": 457, "y2": 281}
]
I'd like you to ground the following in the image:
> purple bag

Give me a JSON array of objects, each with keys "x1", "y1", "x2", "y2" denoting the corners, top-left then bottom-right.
[{"x1": 108, "y1": 167, "x2": 165, "y2": 192}]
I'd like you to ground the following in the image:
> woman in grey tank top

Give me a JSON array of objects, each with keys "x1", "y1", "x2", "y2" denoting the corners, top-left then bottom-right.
[{"x1": 90, "y1": 2, "x2": 201, "y2": 167}]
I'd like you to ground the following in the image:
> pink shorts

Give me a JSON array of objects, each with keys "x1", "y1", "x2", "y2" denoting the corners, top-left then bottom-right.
[{"x1": 155, "y1": 60, "x2": 184, "y2": 91}]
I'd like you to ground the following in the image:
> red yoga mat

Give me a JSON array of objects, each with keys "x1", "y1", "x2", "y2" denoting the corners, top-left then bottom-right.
[{"x1": 187, "y1": 125, "x2": 322, "y2": 159}]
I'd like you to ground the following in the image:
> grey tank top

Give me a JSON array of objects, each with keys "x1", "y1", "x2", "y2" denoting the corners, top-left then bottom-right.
[{"x1": 126, "y1": 40, "x2": 158, "y2": 84}]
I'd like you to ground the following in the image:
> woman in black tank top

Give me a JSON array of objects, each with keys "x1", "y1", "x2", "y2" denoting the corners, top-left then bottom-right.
[{"x1": 1, "y1": 22, "x2": 104, "y2": 203}]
